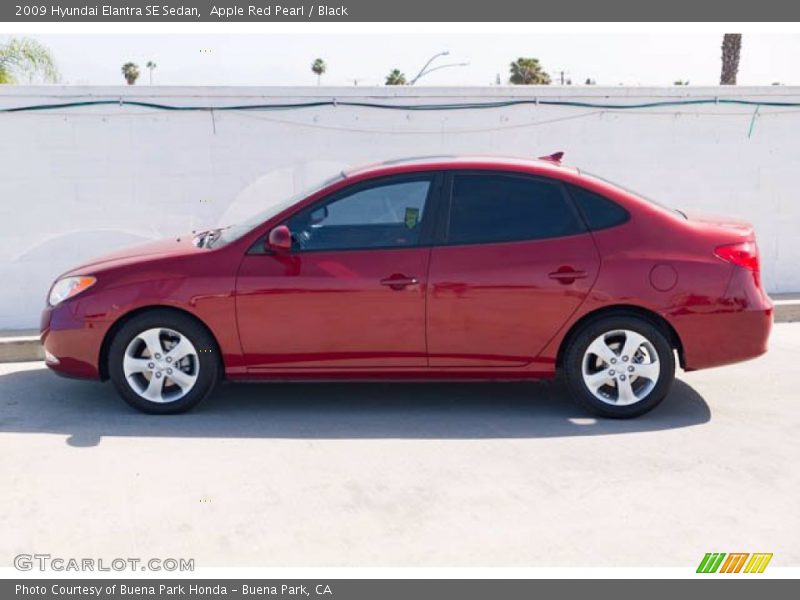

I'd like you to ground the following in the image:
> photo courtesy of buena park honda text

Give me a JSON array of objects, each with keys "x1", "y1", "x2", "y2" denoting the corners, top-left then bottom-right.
[{"x1": 0, "y1": 0, "x2": 798, "y2": 597}]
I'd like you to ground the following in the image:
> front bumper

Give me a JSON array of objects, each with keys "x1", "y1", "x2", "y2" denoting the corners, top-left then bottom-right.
[{"x1": 40, "y1": 303, "x2": 109, "y2": 380}]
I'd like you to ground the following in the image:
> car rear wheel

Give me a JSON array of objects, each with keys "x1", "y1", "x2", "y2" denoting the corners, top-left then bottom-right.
[
  {"x1": 562, "y1": 315, "x2": 675, "y2": 418},
  {"x1": 108, "y1": 310, "x2": 220, "y2": 414}
]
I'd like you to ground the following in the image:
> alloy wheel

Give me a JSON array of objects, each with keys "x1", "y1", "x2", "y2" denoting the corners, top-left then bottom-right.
[
  {"x1": 581, "y1": 329, "x2": 661, "y2": 406},
  {"x1": 122, "y1": 327, "x2": 200, "y2": 403}
]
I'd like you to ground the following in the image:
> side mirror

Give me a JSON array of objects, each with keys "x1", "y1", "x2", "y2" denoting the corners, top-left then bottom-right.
[{"x1": 267, "y1": 225, "x2": 292, "y2": 252}]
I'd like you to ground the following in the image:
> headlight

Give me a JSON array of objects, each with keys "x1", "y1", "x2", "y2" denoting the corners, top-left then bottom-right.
[{"x1": 48, "y1": 276, "x2": 97, "y2": 306}]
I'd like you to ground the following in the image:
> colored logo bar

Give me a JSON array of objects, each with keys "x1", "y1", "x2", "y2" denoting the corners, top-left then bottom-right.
[{"x1": 697, "y1": 553, "x2": 773, "y2": 573}]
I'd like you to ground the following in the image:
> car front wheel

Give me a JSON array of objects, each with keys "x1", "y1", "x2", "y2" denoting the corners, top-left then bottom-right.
[
  {"x1": 562, "y1": 315, "x2": 676, "y2": 418},
  {"x1": 108, "y1": 310, "x2": 220, "y2": 414}
]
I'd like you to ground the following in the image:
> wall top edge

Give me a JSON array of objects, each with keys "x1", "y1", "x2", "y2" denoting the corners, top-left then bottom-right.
[{"x1": 1, "y1": 85, "x2": 800, "y2": 101}]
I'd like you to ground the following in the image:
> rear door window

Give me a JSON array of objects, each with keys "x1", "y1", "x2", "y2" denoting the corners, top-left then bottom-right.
[{"x1": 446, "y1": 172, "x2": 585, "y2": 245}]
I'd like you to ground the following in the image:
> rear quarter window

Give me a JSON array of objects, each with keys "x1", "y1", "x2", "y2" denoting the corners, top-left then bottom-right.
[{"x1": 568, "y1": 185, "x2": 629, "y2": 231}]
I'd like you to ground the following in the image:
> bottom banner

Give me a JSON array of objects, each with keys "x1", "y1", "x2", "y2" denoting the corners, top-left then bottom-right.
[{"x1": 4, "y1": 579, "x2": 797, "y2": 600}]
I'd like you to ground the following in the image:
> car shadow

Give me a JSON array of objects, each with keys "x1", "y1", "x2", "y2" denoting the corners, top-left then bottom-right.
[{"x1": 0, "y1": 367, "x2": 711, "y2": 447}]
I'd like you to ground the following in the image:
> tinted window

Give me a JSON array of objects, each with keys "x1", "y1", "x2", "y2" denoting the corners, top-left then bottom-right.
[
  {"x1": 580, "y1": 172, "x2": 685, "y2": 219},
  {"x1": 446, "y1": 173, "x2": 584, "y2": 245},
  {"x1": 569, "y1": 185, "x2": 629, "y2": 230},
  {"x1": 288, "y1": 178, "x2": 431, "y2": 251}
]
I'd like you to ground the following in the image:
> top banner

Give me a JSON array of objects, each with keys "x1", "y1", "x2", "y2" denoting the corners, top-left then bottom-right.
[{"x1": 4, "y1": 0, "x2": 800, "y2": 22}]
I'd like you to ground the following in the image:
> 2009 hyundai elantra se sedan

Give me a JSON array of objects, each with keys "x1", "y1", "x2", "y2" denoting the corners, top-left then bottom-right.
[{"x1": 41, "y1": 155, "x2": 772, "y2": 417}]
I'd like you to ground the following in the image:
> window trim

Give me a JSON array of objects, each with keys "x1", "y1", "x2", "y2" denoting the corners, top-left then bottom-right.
[
  {"x1": 436, "y1": 169, "x2": 589, "y2": 247},
  {"x1": 248, "y1": 172, "x2": 444, "y2": 255}
]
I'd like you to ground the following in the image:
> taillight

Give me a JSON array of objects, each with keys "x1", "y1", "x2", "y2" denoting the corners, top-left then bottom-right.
[{"x1": 715, "y1": 241, "x2": 759, "y2": 271}]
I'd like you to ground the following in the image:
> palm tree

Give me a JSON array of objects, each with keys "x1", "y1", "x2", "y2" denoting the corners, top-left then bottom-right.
[
  {"x1": 385, "y1": 69, "x2": 407, "y2": 86},
  {"x1": 0, "y1": 37, "x2": 59, "y2": 84},
  {"x1": 508, "y1": 57, "x2": 551, "y2": 85},
  {"x1": 720, "y1": 33, "x2": 742, "y2": 85},
  {"x1": 146, "y1": 60, "x2": 157, "y2": 85},
  {"x1": 311, "y1": 58, "x2": 326, "y2": 85},
  {"x1": 121, "y1": 62, "x2": 140, "y2": 85}
]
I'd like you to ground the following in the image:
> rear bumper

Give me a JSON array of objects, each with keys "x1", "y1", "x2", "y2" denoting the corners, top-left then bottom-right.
[
  {"x1": 670, "y1": 269, "x2": 773, "y2": 371},
  {"x1": 675, "y1": 307, "x2": 772, "y2": 370}
]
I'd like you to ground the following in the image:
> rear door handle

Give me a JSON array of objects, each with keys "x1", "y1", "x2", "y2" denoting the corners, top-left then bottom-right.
[
  {"x1": 548, "y1": 267, "x2": 588, "y2": 284},
  {"x1": 380, "y1": 274, "x2": 419, "y2": 290}
]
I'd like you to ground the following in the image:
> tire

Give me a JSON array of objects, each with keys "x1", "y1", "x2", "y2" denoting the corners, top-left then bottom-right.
[
  {"x1": 561, "y1": 314, "x2": 675, "y2": 418},
  {"x1": 108, "y1": 310, "x2": 221, "y2": 414}
]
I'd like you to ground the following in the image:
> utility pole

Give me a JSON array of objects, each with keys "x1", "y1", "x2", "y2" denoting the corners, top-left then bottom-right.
[{"x1": 553, "y1": 69, "x2": 571, "y2": 85}]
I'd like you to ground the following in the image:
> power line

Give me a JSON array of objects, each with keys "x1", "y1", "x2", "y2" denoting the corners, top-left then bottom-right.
[{"x1": 2, "y1": 96, "x2": 800, "y2": 114}]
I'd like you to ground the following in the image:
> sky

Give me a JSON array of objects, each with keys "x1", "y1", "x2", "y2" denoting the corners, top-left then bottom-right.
[{"x1": 8, "y1": 33, "x2": 800, "y2": 87}]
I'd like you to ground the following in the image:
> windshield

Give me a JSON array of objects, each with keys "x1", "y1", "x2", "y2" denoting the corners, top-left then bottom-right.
[
  {"x1": 581, "y1": 171, "x2": 687, "y2": 219},
  {"x1": 209, "y1": 172, "x2": 346, "y2": 247}
]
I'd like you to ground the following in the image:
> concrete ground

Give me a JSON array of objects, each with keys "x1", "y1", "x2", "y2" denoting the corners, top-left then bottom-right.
[{"x1": 1, "y1": 324, "x2": 798, "y2": 568}]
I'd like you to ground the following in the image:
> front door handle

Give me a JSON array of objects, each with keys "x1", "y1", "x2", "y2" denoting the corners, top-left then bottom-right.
[
  {"x1": 548, "y1": 267, "x2": 588, "y2": 285},
  {"x1": 380, "y1": 274, "x2": 419, "y2": 290}
]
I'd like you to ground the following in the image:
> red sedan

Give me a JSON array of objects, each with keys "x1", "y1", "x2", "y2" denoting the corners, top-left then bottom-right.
[{"x1": 40, "y1": 155, "x2": 772, "y2": 417}]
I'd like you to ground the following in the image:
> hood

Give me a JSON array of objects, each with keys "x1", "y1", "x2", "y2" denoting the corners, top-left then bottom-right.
[{"x1": 63, "y1": 234, "x2": 203, "y2": 276}]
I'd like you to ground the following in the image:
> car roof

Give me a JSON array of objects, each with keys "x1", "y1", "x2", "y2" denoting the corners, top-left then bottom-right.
[{"x1": 343, "y1": 155, "x2": 578, "y2": 180}]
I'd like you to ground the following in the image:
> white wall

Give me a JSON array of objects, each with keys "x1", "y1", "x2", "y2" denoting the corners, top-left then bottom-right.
[{"x1": 2, "y1": 85, "x2": 799, "y2": 329}]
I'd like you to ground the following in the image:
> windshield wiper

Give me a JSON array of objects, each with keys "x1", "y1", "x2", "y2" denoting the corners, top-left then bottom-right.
[
  {"x1": 204, "y1": 227, "x2": 232, "y2": 249},
  {"x1": 193, "y1": 228, "x2": 221, "y2": 248}
]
